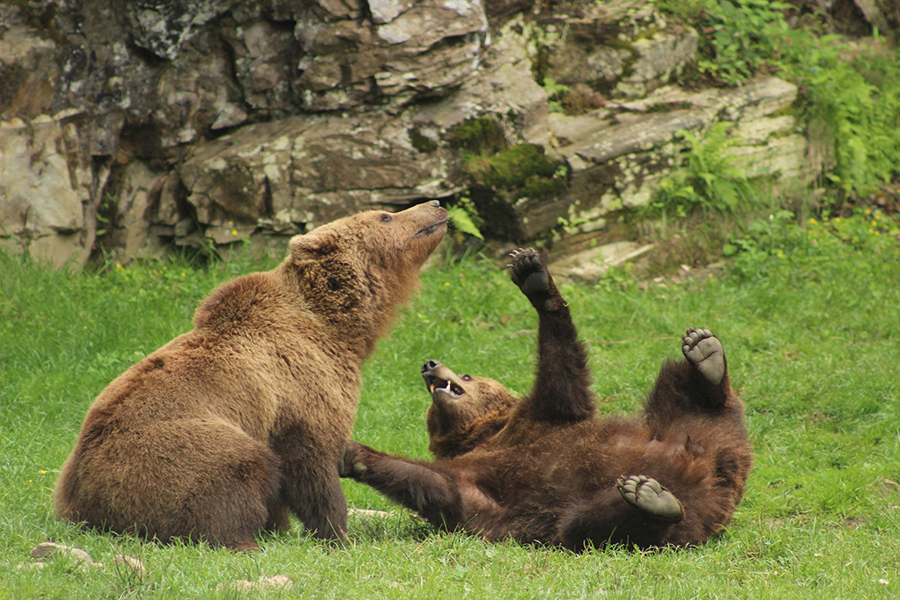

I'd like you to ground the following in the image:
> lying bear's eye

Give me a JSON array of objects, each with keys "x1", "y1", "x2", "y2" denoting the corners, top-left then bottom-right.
[
  {"x1": 380, "y1": 213, "x2": 393, "y2": 223},
  {"x1": 461, "y1": 375, "x2": 472, "y2": 381}
]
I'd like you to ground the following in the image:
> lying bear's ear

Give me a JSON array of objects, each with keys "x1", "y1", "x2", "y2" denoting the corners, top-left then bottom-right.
[{"x1": 289, "y1": 230, "x2": 338, "y2": 261}]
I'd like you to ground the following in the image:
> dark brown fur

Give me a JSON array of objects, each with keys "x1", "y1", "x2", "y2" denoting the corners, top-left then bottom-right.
[
  {"x1": 54, "y1": 202, "x2": 447, "y2": 550},
  {"x1": 342, "y1": 249, "x2": 753, "y2": 550}
]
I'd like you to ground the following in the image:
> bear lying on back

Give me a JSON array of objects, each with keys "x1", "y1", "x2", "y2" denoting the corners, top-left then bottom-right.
[
  {"x1": 54, "y1": 201, "x2": 447, "y2": 550},
  {"x1": 342, "y1": 249, "x2": 753, "y2": 550}
]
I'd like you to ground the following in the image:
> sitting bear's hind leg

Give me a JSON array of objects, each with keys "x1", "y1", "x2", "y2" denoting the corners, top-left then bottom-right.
[
  {"x1": 616, "y1": 475, "x2": 684, "y2": 522},
  {"x1": 682, "y1": 328, "x2": 726, "y2": 387}
]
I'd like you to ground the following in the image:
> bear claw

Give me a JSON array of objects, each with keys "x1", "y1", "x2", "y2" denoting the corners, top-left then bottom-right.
[
  {"x1": 509, "y1": 248, "x2": 550, "y2": 298},
  {"x1": 616, "y1": 475, "x2": 684, "y2": 522},
  {"x1": 682, "y1": 328, "x2": 726, "y2": 386}
]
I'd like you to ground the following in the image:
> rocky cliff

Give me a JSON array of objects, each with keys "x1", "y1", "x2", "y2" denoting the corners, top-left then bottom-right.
[{"x1": 1, "y1": 0, "x2": 892, "y2": 268}]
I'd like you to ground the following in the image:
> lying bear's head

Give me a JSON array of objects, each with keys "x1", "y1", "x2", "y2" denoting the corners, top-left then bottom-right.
[{"x1": 422, "y1": 360, "x2": 518, "y2": 459}]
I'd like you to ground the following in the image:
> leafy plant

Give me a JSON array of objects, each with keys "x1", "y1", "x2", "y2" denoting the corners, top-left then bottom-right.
[
  {"x1": 780, "y1": 36, "x2": 900, "y2": 202},
  {"x1": 541, "y1": 77, "x2": 570, "y2": 114},
  {"x1": 667, "y1": 0, "x2": 900, "y2": 205},
  {"x1": 724, "y1": 207, "x2": 900, "y2": 279},
  {"x1": 694, "y1": 0, "x2": 792, "y2": 86},
  {"x1": 645, "y1": 121, "x2": 753, "y2": 221},
  {"x1": 447, "y1": 196, "x2": 484, "y2": 240}
]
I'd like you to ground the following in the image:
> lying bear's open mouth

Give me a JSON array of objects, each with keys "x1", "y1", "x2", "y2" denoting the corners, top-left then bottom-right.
[
  {"x1": 425, "y1": 376, "x2": 465, "y2": 399},
  {"x1": 414, "y1": 219, "x2": 448, "y2": 239}
]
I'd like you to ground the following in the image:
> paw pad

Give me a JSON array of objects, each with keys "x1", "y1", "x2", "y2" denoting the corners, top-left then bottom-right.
[
  {"x1": 681, "y1": 328, "x2": 725, "y2": 386},
  {"x1": 508, "y1": 248, "x2": 550, "y2": 297},
  {"x1": 616, "y1": 475, "x2": 684, "y2": 522}
]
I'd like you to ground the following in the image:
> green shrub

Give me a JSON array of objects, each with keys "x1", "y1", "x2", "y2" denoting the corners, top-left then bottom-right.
[
  {"x1": 725, "y1": 207, "x2": 900, "y2": 279},
  {"x1": 692, "y1": 0, "x2": 792, "y2": 86},
  {"x1": 644, "y1": 121, "x2": 754, "y2": 220}
]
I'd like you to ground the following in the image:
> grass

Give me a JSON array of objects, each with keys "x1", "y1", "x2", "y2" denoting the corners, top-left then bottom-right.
[{"x1": 1, "y1": 222, "x2": 899, "y2": 598}]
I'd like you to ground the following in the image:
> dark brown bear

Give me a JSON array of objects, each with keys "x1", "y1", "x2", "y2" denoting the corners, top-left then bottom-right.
[
  {"x1": 54, "y1": 201, "x2": 447, "y2": 551},
  {"x1": 342, "y1": 248, "x2": 753, "y2": 550}
]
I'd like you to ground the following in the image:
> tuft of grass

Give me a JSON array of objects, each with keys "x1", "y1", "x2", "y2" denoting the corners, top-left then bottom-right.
[{"x1": 2, "y1": 230, "x2": 899, "y2": 598}]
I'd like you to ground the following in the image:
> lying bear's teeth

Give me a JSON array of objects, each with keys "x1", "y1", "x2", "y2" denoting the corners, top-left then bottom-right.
[{"x1": 429, "y1": 384, "x2": 436, "y2": 393}]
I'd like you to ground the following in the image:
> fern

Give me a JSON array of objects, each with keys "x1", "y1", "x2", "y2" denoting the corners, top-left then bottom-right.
[{"x1": 447, "y1": 206, "x2": 484, "y2": 240}]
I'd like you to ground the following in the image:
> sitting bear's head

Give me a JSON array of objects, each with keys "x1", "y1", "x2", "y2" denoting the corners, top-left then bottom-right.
[
  {"x1": 422, "y1": 360, "x2": 518, "y2": 459},
  {"x1": 284, "y1": 201, "x2": 447, "y2": 356}
]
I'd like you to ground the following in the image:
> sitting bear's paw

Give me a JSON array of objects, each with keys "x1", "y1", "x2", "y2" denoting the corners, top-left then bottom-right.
[
  {"x1": 340, "y1": 441, "x2": 369, "y2": 479},
  {"x1": 682, "y1": 328, "x2": 726, "y2": 386},
  {"x1": 616, "y1": 475, "x2": 684, "y2": 522},
  {"x1": 508, "y1": 248, "x2": 550, "y2": 299}
]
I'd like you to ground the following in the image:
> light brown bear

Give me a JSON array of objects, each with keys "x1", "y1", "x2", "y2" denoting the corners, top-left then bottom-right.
[
  {"x1": 54, "y1": 201, "x2": 447, "y2": 550},
  {"x1": 342, "y1": 249, "x2": 753, "y2": 550}
]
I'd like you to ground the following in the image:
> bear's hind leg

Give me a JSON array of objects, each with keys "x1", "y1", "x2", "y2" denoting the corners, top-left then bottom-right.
[
  {"x1": 645, "y1": 328, "x2": 733, "y2": 420},
  {"x1": 616, "y1": 475, "x2": 685, "y2": 522},
  {"x1": 558, "y1": 485, "x2": 679, "y2": 551},
  {"x1": 179, "y1": 429, "x2": 283, "y2": 551},
  {"x1": 682, "y1": 328, "x2": 726, "y2": 387}
]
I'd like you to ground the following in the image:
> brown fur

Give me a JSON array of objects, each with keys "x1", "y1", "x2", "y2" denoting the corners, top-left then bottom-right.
[
  {"x1": 342, "y1": 249, "x2": 753, "y2": 550},
  {"x1": 54, "y1": 202, "x2": 447, "y2": 550}
]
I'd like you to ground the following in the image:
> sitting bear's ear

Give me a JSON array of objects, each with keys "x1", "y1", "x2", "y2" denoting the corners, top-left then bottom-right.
[{"x1": 289, "y1": 230, "x2": 338, "y2": 262}]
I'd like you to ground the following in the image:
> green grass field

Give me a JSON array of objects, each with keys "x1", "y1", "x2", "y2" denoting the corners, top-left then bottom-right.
[{"x1": 1, "y1": 218, "x2": 898, "y2": 598}]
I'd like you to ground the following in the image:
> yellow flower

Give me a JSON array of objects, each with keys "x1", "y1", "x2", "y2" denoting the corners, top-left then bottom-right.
[
  {"x1": 232, "y1": 230, "x2": 238, "y2": 235},
  {"x1": 40, "y1": 470, "x2": 47, "y2": 475},
  {"x1": 865, "y1": 208, "x2": 872, "y2": 215},
  {"x1": 808, "y1": 218, "x2": 818, "y2": 225}
]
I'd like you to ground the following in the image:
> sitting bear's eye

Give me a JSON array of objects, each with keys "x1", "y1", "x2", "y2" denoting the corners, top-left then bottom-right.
[
  {"x1": 461, "y1": 375, "x2": 472, "y2": 381},
  {"x1": 380, "y1": 213, "x2": 393, "y2": 223}
]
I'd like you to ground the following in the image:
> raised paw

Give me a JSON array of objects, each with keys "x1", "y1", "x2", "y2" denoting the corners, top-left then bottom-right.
[
  {"x1": 682, "y1": 328, "x2": 726, "y2": 386},
  {"x1": 508, "y1": 248, "x2": 550, "y2": 297},
  {"x1": 616, "y1": 475, "x2": 684, "y2": 522}
]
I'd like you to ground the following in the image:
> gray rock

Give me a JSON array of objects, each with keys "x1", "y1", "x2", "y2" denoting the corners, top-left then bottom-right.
[
  {"x1": 126, "y1": 0, "x2": 237, "y2": 60},
  {"x1": 167, "y1": 112, "x2": 461, "y2": 240},
  {"x1": 298, "y1": 0, "x2": 488, "y2": 110},
  {"x1": 0, "y1": 0, "x2": 816, "y2": 267},
  {"x1": 551, "y1": 77, "x2": 807, "y2": 235},
  {"x1": 550, "y1": 241, "x2": 656, "y2": 282},
  {"x1": 217, "y1": 575, "x2": 294, "y2": 593},
  {"x1": 102, "y1": 162, "x2": 170, "y2": 263},
  {"x1": 30, "y1": 542, "x2": 96, "y2": 567},
  {"x1": 0, "y1": 117, "x2": 100, "y2": 268},
  {"x1": 112, "y1": 554, "x2": 146, "y2": 576}
]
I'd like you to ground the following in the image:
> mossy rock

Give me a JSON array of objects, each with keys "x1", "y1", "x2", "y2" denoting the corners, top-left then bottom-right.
[
  {"x1": 463, "y1": 143, "x2": 567, "y2": 198},
  {"x1": 447, "y1": 117, "x2": 508, "y2": 155}
]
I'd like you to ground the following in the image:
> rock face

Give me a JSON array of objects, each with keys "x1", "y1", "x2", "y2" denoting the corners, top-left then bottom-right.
[
  {"x1": 550, "y1": 76, "x2": 805, "y2": 238},
  {"x1": 0, "y1": 0, "x2": 816, "y2": 267}
]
